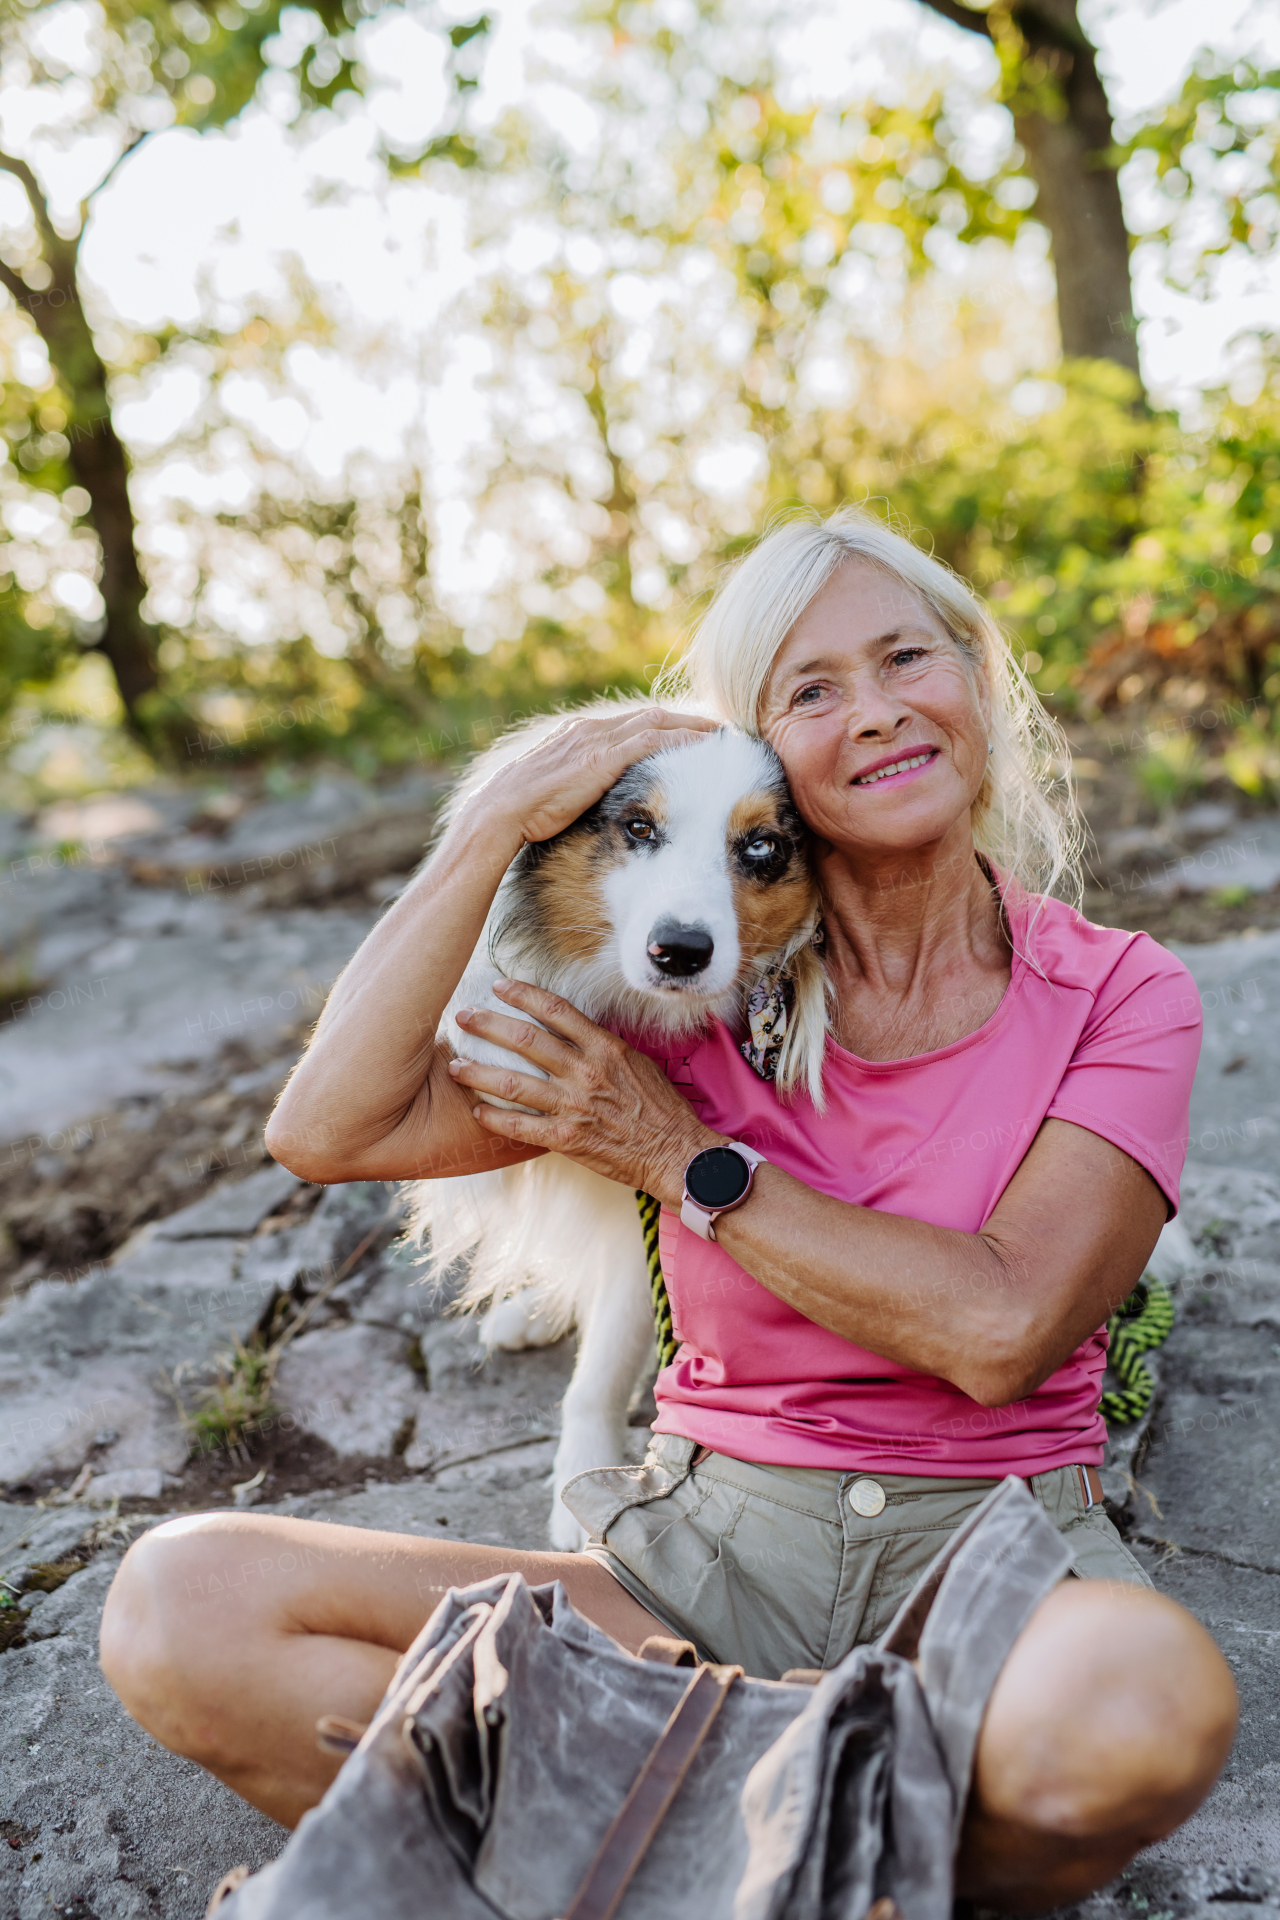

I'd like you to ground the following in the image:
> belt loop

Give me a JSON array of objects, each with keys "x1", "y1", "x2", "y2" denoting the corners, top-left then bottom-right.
[{"x1": 1078, "y1": 1464, "x2": 1094, "y2": 1511}]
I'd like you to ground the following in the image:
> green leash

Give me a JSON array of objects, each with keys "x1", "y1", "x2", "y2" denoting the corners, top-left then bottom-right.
[
  {"x1": 636, "y1": 1190, "x2": 676, "y2": 1371},
  {"x1": 1100, "y1": 1276, "x2": 1175, "y2": 1426},
  {"x1": 635, "y1": 1192, "x2": 1174, "y2": 1427}
]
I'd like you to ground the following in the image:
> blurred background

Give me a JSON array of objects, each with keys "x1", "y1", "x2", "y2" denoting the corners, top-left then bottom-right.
[{"x1": 0, "y1": 0, "x2": 1278, "y2": 903}]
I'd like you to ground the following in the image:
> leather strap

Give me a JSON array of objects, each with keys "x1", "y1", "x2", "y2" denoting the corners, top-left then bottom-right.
[
  {"x1": 205, "y1": 1866, "x2": 250, "y2": 1914},
  {"x1": 559, "y1": 1662, "x2": 741, "y2": 1920},
  {"x1": 637, "y1": 1635, "x2": 699, "y2": 1668},
  {"x1": 315, "y1": 1713, "x2": 369, "y2": 1755}
]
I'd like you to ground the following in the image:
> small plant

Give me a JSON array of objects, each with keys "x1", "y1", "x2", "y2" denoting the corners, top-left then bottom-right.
[
  {"x1": 1210, "y1": 883, "x2": 1254, "y2": 908},
  {"x1": 182, "y1": 1338, "x2": 278, "y2": 1462},
  {"x1": 176, "y1": 1214, "x2": 390, "y2": 1467}
]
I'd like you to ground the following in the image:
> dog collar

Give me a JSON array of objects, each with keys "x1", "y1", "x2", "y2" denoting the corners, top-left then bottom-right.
[{"x1": 680, "y1": 1142, "x2": 767, "y2": 1242}]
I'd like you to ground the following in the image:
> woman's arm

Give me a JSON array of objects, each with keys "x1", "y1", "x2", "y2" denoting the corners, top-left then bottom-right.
[
  {"x1": 264, "y1": 708, "x2": 718, "y2": 1184},
  {"x1": 445, "y1": 982, "x2": 1169, "y2": 1409}
]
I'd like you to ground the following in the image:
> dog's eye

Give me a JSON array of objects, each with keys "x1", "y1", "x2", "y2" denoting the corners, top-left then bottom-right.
[
  {"x1": 624, "y1": 819, "x2": 654, "y2": 842},
  {"x1": 744, "y1": 835, "x2": 778, "y2": 862}
]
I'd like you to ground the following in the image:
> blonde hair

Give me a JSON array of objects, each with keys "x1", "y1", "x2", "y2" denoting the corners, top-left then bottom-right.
[{"x1": 657, "y1": 506, "x2": 1083, "y2": 909}]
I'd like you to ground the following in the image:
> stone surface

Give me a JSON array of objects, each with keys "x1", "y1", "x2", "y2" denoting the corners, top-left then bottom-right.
[
  {"x1": 0, "y1": 1168, "x2": 309, "y2": 1488},
  {"x1": 1176, "y1": 931, "x2": 1280, "y2": 1171},
  {"x1": 273, "y1": 1322, "x2": 427, "y2": 1456},
  {"x1": 0, "y1": 898, "x2": 375, "y2": 1141},
  {"x1": 149, "y1": 1165, "x2": 301, "y2": 1241},
  {"x1": 0, "y1": 766, "x2": 440, "y2": 1145},
  {"x1": 1147, "y1": 817, "x2": 1280, "y2": 895},
  {"x1": 1074, "y1": 1162, "x2": 1280, "y2": 1913}
]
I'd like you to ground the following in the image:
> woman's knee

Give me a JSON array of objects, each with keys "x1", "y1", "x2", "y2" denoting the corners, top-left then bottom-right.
[
  {"x1": 975, "y1": 1578, "x2": 1238, "y2": 1843},
  {"x1": 100, "y1": 1513, "x2": 292, "y2": 1753}
]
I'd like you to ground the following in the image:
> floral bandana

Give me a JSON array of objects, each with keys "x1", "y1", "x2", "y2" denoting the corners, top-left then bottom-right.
[
  {"x1": 739, "y1": 922, "x2": 822, "y2": 1082},
  {"x1": 739, "y1": 973, "x2": 790, "y2": 1080}
]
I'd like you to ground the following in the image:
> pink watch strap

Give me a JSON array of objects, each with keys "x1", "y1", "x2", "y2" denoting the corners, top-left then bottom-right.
[{"x1": 680, "y1": 1143, "x2": 766, "y2": 1242}]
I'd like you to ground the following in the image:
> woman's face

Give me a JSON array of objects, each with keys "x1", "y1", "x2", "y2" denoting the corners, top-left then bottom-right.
[{"x1": 759, "y1": 559, "x2": 991, "y2": 860}]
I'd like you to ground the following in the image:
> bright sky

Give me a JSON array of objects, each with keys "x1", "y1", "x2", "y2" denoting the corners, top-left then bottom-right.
[{"x1": 4, "y1": 0, "x2": 1280, "y2": 643}]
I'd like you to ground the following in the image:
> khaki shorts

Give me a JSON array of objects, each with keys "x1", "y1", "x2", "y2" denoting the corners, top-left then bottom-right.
[{"x1": 563, "y1": 1433, "x2": 1150, "y2": 1682}]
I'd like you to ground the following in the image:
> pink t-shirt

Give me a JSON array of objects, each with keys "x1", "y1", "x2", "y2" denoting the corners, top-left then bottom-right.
[{"x1": 628, "y1": 890, "x2": 1201, "y2": 1477}]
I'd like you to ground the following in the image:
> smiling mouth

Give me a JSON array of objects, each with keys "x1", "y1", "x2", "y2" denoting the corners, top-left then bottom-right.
[{"x1": 851, "y1": 749, "x2": 939, "y2": 787}]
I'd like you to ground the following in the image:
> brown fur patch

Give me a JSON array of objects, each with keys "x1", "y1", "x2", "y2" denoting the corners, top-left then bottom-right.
[
  {"x1": 726, "y1": 793, "x2": 781, "y2": 843},
  {"x1": 535, "y1": 831, "x2": 615, "y2": 966},
  {"x1": 733, "y1": 866, "x2": 818, "y2": 962},
  {"x1": 727, "y1": 791, "x2": 819, "y2": 963}
]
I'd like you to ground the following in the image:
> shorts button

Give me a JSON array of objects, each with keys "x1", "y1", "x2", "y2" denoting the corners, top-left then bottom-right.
[{"x1": 848, "y1": 1478, "x2": 886, "y2": 1517}]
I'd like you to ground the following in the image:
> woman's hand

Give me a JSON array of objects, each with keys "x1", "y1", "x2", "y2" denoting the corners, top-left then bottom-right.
[
  {"x1": 468, "y1": 706, "x2": 719, "y2": 848},
  {"x1": 447, "y1": 980, "x2": 722, "y2": 1203}
]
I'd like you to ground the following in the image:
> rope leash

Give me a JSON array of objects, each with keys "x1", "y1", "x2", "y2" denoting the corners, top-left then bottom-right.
[
  {"x1": 634, "y1": 1193, "x2": 1174, "y2": 1430},
  {"x1": 1099, "y1": 1276, "x2": 1175, "y2": 1426},
  {"x1": 636, "y1": 1190, "x2": 676, "y2": 1372}
]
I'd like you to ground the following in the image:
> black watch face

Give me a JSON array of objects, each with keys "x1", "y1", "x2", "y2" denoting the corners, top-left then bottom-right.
[{"x1": 686, "y1": 1146, "x2": 750, "y2": 1210}]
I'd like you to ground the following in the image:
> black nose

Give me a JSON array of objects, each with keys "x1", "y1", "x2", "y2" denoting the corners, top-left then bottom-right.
[{"x1": 647, "y1": 919, "x2": 714, "y2": 978}]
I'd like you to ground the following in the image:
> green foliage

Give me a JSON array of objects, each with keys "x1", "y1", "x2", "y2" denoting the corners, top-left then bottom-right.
[
  {"x1": 1137, "y1": 734, "x2": 1204, "y2": 808},
  {"x1": 0, "y1": 0, "x2": 491, "y2": 739},
  {"x1": 1, "y1": 0, "x2": 1278, "y2": 792},
  {"x1": 1122, "y1": 56, "x2": 1280, "y2": 290}
]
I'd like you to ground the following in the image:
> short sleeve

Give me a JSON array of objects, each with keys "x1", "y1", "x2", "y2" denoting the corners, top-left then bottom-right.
[{"x1": 1045, "y1": 934, "x2": 1201, "y2": 1215}]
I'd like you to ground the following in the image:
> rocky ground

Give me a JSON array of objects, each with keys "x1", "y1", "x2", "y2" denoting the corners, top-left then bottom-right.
[{"x1": 0, "y1": 755, "x2": 1278, "y2": 1920}]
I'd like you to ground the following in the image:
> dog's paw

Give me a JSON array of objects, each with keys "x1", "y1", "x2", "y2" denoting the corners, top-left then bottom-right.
[
  {"x1": 479, "y1": 1294, "x2": 562, "y2": 1351},
  {"x1": 548, "y1": 1495, "x2": 589, "y2": 1554}
]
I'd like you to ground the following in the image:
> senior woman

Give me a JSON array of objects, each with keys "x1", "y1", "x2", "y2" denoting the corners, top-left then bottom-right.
[{"x1": 101, "y1": 509, "x2": 1235, "y2": 1911}]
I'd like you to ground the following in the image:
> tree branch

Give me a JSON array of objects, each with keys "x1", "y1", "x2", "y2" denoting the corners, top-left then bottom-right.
[
  {"x1": 0, "y1": 254, "x2": 39, "y2": 318},
  {"x1": 916, "y1": 0, "x2": 995, "y2": 38},
  {"x1": 84, "y1": 129, "x2": 151, "y2": 214},
  {"x1": 0, "y1": 148, "x2": 59, "y2": 256},
  {"x1": 915, "y1": 0, "x2": 1092, "y2": 57}
]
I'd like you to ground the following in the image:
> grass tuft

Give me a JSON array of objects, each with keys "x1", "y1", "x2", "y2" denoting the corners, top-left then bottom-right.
[{"x1": 183, "y1": 1338, "x2": 279, "y2": 1460}]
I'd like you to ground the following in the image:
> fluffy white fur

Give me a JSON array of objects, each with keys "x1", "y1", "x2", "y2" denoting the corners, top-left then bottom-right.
[{"x1": 406, "y1": 701, "x2": 824, "y2": 1549}]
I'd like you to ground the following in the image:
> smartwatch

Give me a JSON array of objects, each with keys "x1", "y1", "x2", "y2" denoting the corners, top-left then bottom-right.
[{"x1": 680, "y1": 1142, "x2": 767, "y2": 1242}]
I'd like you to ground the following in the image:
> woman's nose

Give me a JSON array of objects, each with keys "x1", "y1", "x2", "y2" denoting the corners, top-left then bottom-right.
[
  {"x1": 837, "y1": 664, "x2": 911, "y2": 740},
  {"x1": 848, "y1": 692, "x2": 911, "y2": 740}
]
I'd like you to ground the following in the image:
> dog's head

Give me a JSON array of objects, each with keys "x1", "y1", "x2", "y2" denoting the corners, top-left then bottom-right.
[{"x1": 492, "y1": 728, "x2": 828, "y2": 1103}]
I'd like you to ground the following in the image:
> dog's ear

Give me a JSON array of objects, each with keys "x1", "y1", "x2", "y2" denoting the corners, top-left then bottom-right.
[{"x1": 774, "y1": 943, "x2": 831, "y2": 1113}]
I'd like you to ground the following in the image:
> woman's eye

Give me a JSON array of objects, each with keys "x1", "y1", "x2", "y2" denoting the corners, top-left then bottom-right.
[
  {"x1": 888, "y1": 646, "x2": 928, "y2": 668},
  {"x1": 793, "y1": 684, "x2": 825, "y2": 706},
  {"x1": 745, "y1": 836, "x2": 778, "y2": 862},
  {"x1": 624, "y1": 819, "x2": 654, "y2": 841}
]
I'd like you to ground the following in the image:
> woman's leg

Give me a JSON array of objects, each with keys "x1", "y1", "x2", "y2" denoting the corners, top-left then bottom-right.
[
  {"x1": 957, "y1": 1578, "x2": 1238, "y2": 1912},
  {"x1": 104, "y1": 1517, "x2": 1236, "y2": 1909},
  {"x1": 99, "y1": 1511, "x2": 665, "y2": 1829}
]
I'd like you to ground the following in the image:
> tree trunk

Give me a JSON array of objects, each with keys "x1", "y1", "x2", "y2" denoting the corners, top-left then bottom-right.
[
  {"x1": 0, "y1": 161, "x2": 159, "y2": 726},
  {"x1": 917, "y1": 0, "x2": 1141, "y2": 382}
]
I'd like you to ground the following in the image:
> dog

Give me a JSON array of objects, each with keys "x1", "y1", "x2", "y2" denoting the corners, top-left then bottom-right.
[{"x1": 407, "y1": 702, "x2": 828, "y2": 1549}]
